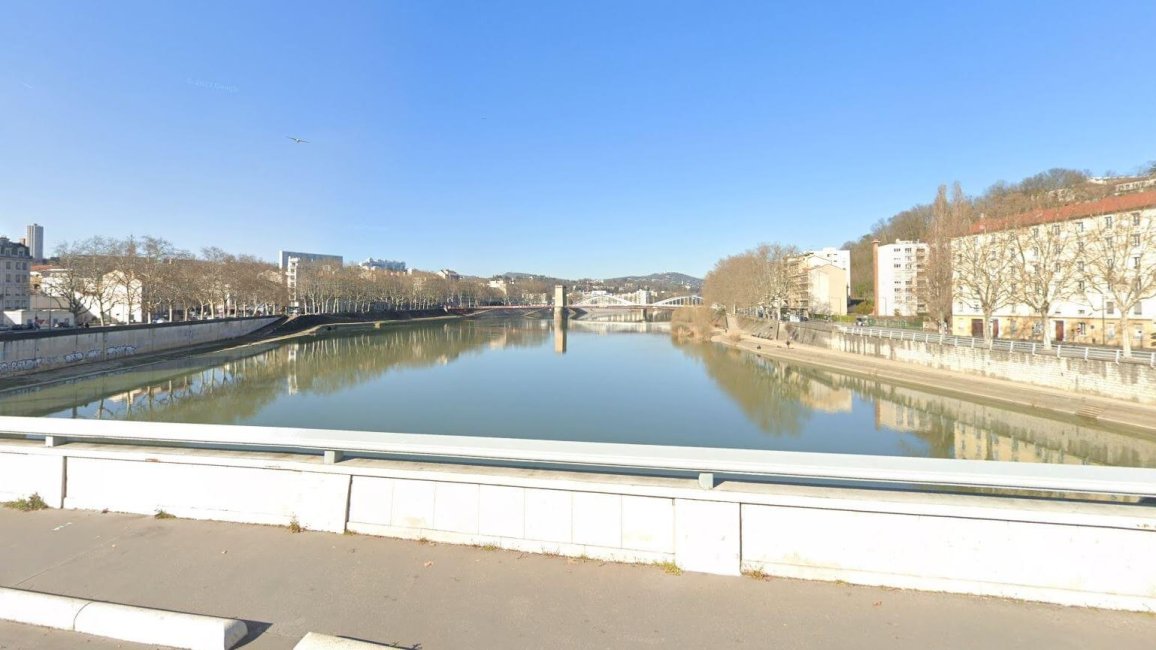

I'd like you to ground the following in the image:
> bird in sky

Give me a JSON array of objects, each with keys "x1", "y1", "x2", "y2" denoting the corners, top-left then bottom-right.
[{"x1": 287, "y1": 136, "x2": 309, "y2": 144}]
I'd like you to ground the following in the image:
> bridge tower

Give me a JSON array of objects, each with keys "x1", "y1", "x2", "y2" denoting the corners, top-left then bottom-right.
[{"x1": 553, "y1": 285, "x2": 567, "y2": 320}]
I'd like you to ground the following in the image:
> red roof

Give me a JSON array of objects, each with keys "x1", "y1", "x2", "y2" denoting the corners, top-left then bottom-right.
[{"x1": 970, "y1": 189, "x2": 1156, "y2": 234}]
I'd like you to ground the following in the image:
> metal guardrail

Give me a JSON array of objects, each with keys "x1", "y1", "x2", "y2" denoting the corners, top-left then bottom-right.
[
  {"x1": 840, "y1": 325, "x2": 1156, "y2": 367},
  {"x1": 1, "y1": 416, "x2": 1155, "y2": 498}
]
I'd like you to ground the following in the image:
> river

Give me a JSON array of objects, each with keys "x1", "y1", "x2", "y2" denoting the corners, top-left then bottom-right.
[{"x1": 0, "y1": 317, "x2": 1152, "y2": 467}]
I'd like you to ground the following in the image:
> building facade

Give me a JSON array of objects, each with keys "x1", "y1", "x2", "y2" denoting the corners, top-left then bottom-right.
[
  {"x1": 950, "y1": 191, "x2": 1156, "y2": 348},
  {"x1": 799, "y1": 255, "x2": 848, "y2": 316},
  {"x1": 359, "y1": 258, "x2": 406, "y2": 272},
  {"x1": 278, "y1": 250, "x2": 343, "y2": 308},
  {"x1": 0, "y1": 237, "x2": 32, "y2": 316},
  {"x1": 25, "y1": 224, "x2": 44, "y2": 261},
  {"x1": 805, "y1": 247, "x2": 851, "y2": 294},
  {"x1": 873, "y1": 239, "x2": 928, "y2": 317}
]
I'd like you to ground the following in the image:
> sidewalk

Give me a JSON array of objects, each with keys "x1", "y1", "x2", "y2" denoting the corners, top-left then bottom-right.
[
  {"x1": 721, "y1": 333, "x2": 1156, "y2": 436},
  {"x1": 2, "y1": 508, "x2": 1154, "y2": 649}
]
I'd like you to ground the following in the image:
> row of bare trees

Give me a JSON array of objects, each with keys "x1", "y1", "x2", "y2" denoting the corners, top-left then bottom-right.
[
  {"x1": 43, "y1": 236, "x2": 545, "y2": 323},
  {"x1": 47, "y1": 237, "x2": 285, "y2": 324},
  {"x1": 702, "y1": 243, "x2": 809, "y2": 317},
  {"x1": 291, "y1": 264, "x2": 511, "y2": 314}
]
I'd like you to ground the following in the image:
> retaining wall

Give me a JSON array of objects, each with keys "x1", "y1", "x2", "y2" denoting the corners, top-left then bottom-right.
[
  {"x1": 828, "y1": 331, "x2": 1156, "y2": 404},
  {"x1": 0, "y1": 318, "x2": 279, "y2": 377},
  {"x1": 1, "y1": 440, "x2": 1153, "y2": 612}
]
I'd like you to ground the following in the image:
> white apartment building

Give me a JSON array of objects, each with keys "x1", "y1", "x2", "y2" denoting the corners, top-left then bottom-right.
[
  {"x1": 951, "y1": 191, "x2": 1156, "y2": 348},
  {"x1": 25, "y1": 223, "x2": 44, "y2": 261},
  {"x1": 873, "y1": 239, "x2": 927, "y2": 317}
]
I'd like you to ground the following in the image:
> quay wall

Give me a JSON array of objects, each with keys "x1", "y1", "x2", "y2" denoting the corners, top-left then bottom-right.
[{"x1": 0, "y1": 318, "x2": 279, "y2": 377}]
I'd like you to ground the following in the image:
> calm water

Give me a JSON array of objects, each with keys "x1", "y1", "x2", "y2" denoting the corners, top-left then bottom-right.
[{"x1": 1, "y1": 318, "x2": 1153, "y2": 467}]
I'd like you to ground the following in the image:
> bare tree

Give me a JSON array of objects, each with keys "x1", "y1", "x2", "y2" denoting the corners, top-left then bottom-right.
[
  {"x1": 1010, "y1": 211, "x2": 1081, "y2": 348},
  {"x1": 952, "y1": 225, "x2": 1017, "y2": 342},
  {"x1": 922, "y1": 184, "x2": 964, "y2": 327},
  {"x1": 1080, "y1": 209, "x2": 1156, "y2": 353}
]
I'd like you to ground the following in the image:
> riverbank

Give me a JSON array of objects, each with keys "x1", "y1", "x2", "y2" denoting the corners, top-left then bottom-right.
[
  {"x1": 0, "y1": 311, "x2": 469, "y2": 394},
  {"x1": 711, "y1": 331, "x2": 1156, "y2": 437}
]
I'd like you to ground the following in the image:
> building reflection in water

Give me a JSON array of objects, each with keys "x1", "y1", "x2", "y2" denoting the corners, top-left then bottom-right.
[{"x1": 677, "y1": 340, "x2": 1156, "y2": 468}]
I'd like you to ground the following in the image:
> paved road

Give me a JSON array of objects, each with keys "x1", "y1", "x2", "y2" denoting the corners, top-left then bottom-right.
[{"x1": 2, "y1": 509, "x2": 1155, "y2": 649}]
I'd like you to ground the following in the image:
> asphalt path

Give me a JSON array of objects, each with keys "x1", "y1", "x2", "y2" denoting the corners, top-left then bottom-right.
[{"x1": 2, "y1": 508, "x2": 1154, "y2": 649}]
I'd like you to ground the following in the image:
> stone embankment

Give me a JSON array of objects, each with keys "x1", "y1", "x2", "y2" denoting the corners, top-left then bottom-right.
[
  {"x1": 714, "y1": 319, "x2": 1156, "y2": 433},
  {"x1": 0, "y1": 310, "x2": 475, "y2": 389}
]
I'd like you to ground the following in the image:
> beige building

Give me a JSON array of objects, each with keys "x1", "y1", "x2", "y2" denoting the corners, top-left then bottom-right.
[
  {"x1": 801, "y1": 256, "x2": 848, "y2": 316},
  {"x1": 951, "y1": 191, "x2": 1156, "y2": 348},
  {"x1": 0, "y1": 237, "x2": 32, "y2": 323}
]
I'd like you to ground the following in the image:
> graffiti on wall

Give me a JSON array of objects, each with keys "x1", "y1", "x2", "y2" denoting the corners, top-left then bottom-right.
[{"x1": 0, "y1": 345, "x2": 137, "y2": 376}]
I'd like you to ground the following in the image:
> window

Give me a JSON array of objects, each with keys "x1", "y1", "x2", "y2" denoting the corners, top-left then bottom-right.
[
  {"x1": 1107, "y1": 302, "x2": 1115, "y2": 315},
  {"x1": 1132, "y1": 234, "x2": 1141, "y2": 246},
  {"x1": 1106, "y1": 215, "x2": 1113, "y2": 227},
  {"x1": 1133, "y1": 213, "x2": 1142, "y2": 226},
  {"x1": 1077, "y1": 280, "x2": 1085, "y2": 291},
  {"x1": 1077, "y1": 221, "x2": 1085, "y2": 232},
  {"x1": 1051, "y1": 224, "x2": 1061, "y2": 235},
  {"x1": 1135, "y1": 256, "x2": 1142, "y2": 269},
  {"x1": 1077, "y1": 261, "x2": 1084, "y2": 272},
  {"x1": 1078, "y1": 241, "x2": 1085, "y2": 252},
  {"x1": 1077, "y1": 322, "x2": 1086, "y2": 336},
  {"x1": 1107, "y1": 236, "x2": 1114, "y2": 247},
  {"x1": 1135, "y1": 302, "x2": 1143, "y2": 316}
]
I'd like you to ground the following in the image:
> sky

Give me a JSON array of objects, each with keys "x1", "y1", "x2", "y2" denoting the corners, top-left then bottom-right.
[{"x1": 1, "y1": 1, "x2": 1154, "y2": 279}]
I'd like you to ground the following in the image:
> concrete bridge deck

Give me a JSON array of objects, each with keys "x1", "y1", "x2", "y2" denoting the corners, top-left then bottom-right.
[{"x1": 2, "y1": 508, "x2": 1153, "y2": 650}]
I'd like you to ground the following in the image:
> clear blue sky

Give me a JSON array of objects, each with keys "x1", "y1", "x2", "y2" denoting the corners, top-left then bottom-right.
[{"x1": 2, "y1": 1, "x2": 1153, "y2": 279}]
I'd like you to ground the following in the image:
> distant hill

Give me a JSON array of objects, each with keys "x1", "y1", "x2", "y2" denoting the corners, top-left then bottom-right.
[
  {"x1": 604, "y1": 272, "x2": 702, "y2": 289},
  {"x1": 498, "y1": 271, "x2": 703, "y2": 293}
]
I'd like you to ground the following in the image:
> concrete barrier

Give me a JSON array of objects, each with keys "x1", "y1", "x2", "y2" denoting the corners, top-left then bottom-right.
[
  {"x1": 0, "y1": 587, "x2": 88, "y2": 629},
  {"x1": 74, "y1": 601, "x2": 248, "y2": 650},
  {"x1": 0, "y1": 587, "x2": 247, "y2": 650},
  {"x1": 1, "y1": 440, "x2": 1154, "y2": 612},
  {"x1": 295, "y1": 632, "x2": 396, "y2": 649}
]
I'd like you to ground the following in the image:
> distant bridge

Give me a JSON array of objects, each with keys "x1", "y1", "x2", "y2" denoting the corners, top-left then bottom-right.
[
  {"x1": 466, "y1": 294, "x2": 703, "y2": 311},
  {"x1": 570, "y1": 294, "x2": 703, "y2": 309}
]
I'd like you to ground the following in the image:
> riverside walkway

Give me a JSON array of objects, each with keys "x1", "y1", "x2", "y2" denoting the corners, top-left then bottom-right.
[{"x1": 2, "y1": 509, "x2": 1154, "y2": 649}]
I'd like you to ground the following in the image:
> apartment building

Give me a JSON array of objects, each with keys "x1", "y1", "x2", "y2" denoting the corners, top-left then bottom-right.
[
  {"x1": 950, "y1": 191, "x2": 1156, "y2": 347},
  {"x1": 799, "y1": 254, "x2": 848, "y2": 316},
  {"x1": 873, "y1": 239, "x2": 927, "y2": 317},
  {"x1": 0, "y1": 237, "x2": 32, "y2": 315},
  {"x1": 805, "y1": 247, "x2": 851, "y2": 294},
  {"x1": 279, "y1": 250, "x2": 343, "y2": 308}
]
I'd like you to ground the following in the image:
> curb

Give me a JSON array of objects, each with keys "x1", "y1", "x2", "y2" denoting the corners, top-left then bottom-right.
[
  {"x1": 0, "y1": 587, "x2": 247, "y2": 650},
  {"x1": 295, "y1": 632, "x2": 397, "y2": 649}
]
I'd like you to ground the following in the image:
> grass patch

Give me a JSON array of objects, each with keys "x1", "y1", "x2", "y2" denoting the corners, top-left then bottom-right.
[
  {"x1": 656, "y1": 561, "x2": 682, "y2": 576},
  {"x1": 2, "y1": 493, "x2": 49, "y2": 512},
  {"x1": 288, "y1": 517, "x2": 304, "y2": 533},
  {"x1": 480, "y1": 543, "x2": 500, "y2": 552},
  {"x1": 743, "y1": 568, "x2": 769, "y2": 580},
  {"x1": 154, "y1": 509, "x2": 175, "y2": 520}
]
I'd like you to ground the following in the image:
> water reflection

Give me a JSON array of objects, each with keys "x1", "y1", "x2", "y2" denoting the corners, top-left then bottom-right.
[
  {"x1": 0, "y1": 319, "x2": 1152, "y2": 467},
  {"x1": 0, "y1": 321, "x2": 549, "y2": 424},
  {"x1": 678, "y1": 341, "x2": 1156, "y2": 467}
]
